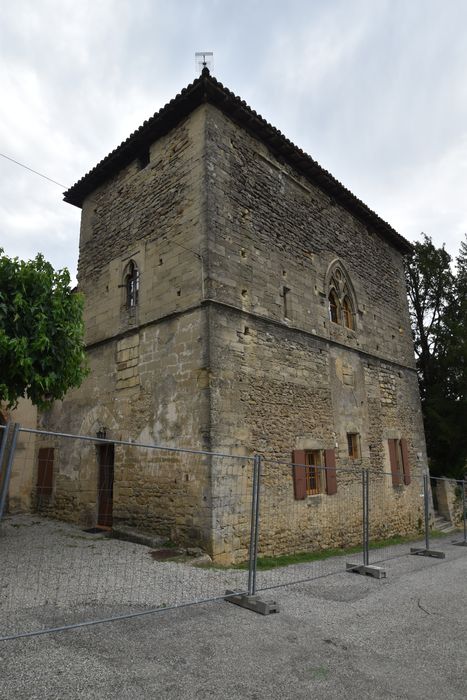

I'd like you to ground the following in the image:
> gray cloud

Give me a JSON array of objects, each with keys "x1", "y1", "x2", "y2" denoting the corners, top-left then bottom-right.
[{"x1": 1, "y1": 0, "x2": 466, "y2": 284}]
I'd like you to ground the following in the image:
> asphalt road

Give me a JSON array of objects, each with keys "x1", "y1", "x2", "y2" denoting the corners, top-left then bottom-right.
[{"x1": 1, "y1": 539, "x2": 467, "y2": 700}]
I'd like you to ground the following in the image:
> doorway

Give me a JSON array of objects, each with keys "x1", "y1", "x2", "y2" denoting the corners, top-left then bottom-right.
[{"x1": 97, "y1": 444, "x2": 114, "y2": 527}]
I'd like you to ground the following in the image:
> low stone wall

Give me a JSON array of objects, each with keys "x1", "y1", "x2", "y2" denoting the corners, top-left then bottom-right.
[{"x1": 432, "y1": 478, "x2": 465, "y2": 527}]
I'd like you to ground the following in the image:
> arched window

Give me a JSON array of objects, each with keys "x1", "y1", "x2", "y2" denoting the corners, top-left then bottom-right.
[
  {"x1": 328, "y1": 290, "x2": 339, "y2": 323},
  {"x1": 342, "y1": 296, "x2": 354, "y2": 329},
  {"x1": 125, "y1": 261, "x2": 139, "y2": 308},
  {"x1": 325, "y1": 260, "x2": 357, "y2": 331}
]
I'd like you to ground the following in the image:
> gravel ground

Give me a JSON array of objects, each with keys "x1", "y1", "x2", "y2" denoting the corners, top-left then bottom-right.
[
  {"x1": 0, "y1": 514, "x2": 249, "y2": 638},
  {"x1": 0, "y1": 513, "x2": 451, "y2": 641},
  {"x1": 0, "y1": 527, "x2": 466, "y2": 699}
]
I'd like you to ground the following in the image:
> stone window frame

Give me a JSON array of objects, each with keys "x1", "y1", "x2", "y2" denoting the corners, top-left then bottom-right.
[
  {"x1": 325, "y1": 259, "x2": 357, "y2": 331},
  {"x1": 346, "y1": 432, "x2": 361, "y2": 459},
  {"x1": 123, "y1": 260, "x2": 140, "y2": 309}
]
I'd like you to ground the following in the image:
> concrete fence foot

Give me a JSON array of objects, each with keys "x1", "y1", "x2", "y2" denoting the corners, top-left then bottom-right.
[
  {"x1": 346, "y1": 563, "x2": 386, "y2": 579},
  {"x1": 225, "y1": 590, "x2": 279, "y2": 615},
  {"x1": 410, "y1": 547, "x2": 446, "y2": 559}
]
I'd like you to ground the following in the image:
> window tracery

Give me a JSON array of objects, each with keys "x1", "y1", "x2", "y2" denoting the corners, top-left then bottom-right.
[{"x1": 326, "y1": 261, "x2": 356, "y2": 330}]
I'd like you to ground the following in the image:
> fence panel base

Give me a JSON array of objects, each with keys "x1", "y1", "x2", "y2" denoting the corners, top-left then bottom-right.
[
  {"x1": 225, "y1": 590, "x2": 279, "y2": 615},
  {"x1": 346, "y1": 563, "x2": 387, "y2": 579},
  {"x1": 410, "y1": 547, "x2": 446, "y2": 558}
]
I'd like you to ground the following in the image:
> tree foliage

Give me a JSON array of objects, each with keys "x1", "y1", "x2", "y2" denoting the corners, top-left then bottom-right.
[
  {"x1": 0, "y1": 250, "x2": 88, "y2": 409},
  {"x1": 406, "y1": 234, "x2": 467, "y2": 477}
]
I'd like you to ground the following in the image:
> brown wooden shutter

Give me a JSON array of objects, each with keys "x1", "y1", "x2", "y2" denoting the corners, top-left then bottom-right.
[
  {"x1": 37, "y1": 448, "x2": 54, "y2": 495},
  {"x1": 400, "y1": 438, "x2": 411, "y2": 485},
  {"x1": 292, "y1": 450, "x2": 307, "y2": 500},
  {"x1": 324, "y1": 449, "x2": 337, "y2": 495},
  {"x1": 388, "y1": 439, "x2": 401, "y2": 486}
]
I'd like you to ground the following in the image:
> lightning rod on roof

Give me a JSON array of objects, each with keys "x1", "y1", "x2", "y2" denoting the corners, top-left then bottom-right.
[{"x1": 195, "y1": 51, "x2": 214, "y2": 73}]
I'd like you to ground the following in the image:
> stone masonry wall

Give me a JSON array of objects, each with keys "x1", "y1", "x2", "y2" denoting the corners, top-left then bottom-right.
[
  {"x1": 39, "y1": 106, "x2": 215, "y2": 551},
  {"x1": 432, "y1": 478, "x2": 465, "y2": 528},
  {"x1": 207, "y1": 306, "x2": 425, "y2": 559},
  {"x1": 204, "y1": 104, "x2": 415, "y2": 369},
  {"x1": 37, "y1": 308, "x2": 213, "y2": 549},
  {"x1": 34, "y1": 100, "x2": 428, "y2": 563},
  {"x1": 204, "y1": 104, "x2": 427, "y2": 559},
  {"x1": 78, "y1": 106, "x2": 208, "y2": 347}
]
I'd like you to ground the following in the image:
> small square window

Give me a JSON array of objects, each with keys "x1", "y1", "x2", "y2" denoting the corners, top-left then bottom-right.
[{"x1": 347, "y1": 433, "x2": 360, "y2": 459}]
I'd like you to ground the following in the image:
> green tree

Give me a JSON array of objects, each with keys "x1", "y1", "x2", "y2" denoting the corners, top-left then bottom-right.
[
  {"x1": 405, "y1": 234, "x2": 454, "y2": 398},
  {"x1": 0, "y1": 250, "x2": 88, "y2": 409},
  {"x1": 438, "y1": 236, "x2": 467, "y2": 475},
  {"x1": 406, "y1": 234, "x2": 467, "y2": 477}
]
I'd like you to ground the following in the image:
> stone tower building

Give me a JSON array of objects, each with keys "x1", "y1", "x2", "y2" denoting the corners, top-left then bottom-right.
[{"x1": 39, "y1": 69, "x2": 427, "y2": 561}]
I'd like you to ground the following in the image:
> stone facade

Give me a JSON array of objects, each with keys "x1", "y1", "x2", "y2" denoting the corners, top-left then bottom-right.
[
  {"x1": 1, "y1": 399, "x2": 38, "y2": 513},
  {"x1": 34, "y1": 70, "x2": 427, "y2": 562}
]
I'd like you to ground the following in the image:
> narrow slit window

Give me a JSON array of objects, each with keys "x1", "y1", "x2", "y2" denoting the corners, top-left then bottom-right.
[
  {"x1": 126, "y1": 262, "x2": 139, "y2": 308},
  {"x1": 283, "y1": 286, "x2": 290, "y2": 318}
]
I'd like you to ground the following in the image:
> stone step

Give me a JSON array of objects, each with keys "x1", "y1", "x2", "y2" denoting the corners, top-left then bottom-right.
[{"x1": 432, "y1": 514, "x2": 456, "y2": 533}]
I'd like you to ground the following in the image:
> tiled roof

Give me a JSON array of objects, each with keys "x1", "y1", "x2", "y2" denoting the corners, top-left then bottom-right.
[{"x1": 64, "y1": 68, "x2": 412, "y2": 254}]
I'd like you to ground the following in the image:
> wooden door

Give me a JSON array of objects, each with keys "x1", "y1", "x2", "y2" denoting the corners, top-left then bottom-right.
[{"x1": 98, "y1": 444, "x2": 114, "y2": 527}]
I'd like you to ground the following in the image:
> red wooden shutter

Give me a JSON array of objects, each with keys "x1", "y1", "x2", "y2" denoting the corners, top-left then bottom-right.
[
  {"x1": 400, "y1": 438, "x2": 411, "y2": 485},
  {"x1": 37, "y1": 448, "x2": 54, "y2": 495},
  {"x1": 292, "y1": 450, "x2": 307, "y2": 500},
  {"x1": 324, "y1": 449, "x2": 337, "y2": 495},
  {"x1": 388, "y1": 439, "x2": 401, "y2": 486}
]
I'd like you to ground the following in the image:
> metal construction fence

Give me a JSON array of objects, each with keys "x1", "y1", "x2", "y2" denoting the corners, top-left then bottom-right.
[{"x1": 0, "y1": 423, "x2": 466, "y2": 641}]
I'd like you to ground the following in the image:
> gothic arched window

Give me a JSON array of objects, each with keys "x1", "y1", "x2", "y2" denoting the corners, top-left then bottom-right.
[
  {"x1": 342, "y1": 296, "x2": 354, "y2": 330},
  {"x1": 328, "y1": 290, "x2": 339, "y2": 323},
  {"x1": 125, "y1": 261, "x2": 139, "y2": 308},
  {"x1": 326, "y1": 261, "x2": 356, "y2": 331}
]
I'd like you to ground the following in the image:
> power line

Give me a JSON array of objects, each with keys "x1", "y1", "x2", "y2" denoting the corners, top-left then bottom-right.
[{"x1": 0, "y1": 152, "x2": 68, "y2": 189}]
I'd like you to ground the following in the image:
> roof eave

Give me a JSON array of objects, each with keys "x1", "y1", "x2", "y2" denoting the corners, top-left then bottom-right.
[{"x1": 64, "y1": 70, "x2": 413, "y2": 255}]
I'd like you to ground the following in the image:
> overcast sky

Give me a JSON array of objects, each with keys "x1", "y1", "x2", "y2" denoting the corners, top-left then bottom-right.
[{"x1": 1, "y1": 0, "x2": 466, "y2": 283}]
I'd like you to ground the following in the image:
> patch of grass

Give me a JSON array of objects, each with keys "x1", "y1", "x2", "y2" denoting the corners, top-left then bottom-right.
[
  {"x1": 65, "y1": 533, "x2": 108, "y2": 541},
  {"x1": 308, "y1": 665, "x2": 330, "y2": 681},
  {"x1": 203, "y1": 533, "x2": 423, "y2": 571},
  {"x1": 430, "y1": 528, "x2": 458, "y2": 539}
]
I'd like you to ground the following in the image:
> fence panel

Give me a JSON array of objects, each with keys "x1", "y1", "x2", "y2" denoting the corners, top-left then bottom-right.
[
  {"x1": 430, "y1": 475, "x2": 467, "y2": 547},
  {"x1": 0, "y1": 423, "x2": 20, "y2": 522},
  {"x1": 0, "y1": 424, "x2": 8, "y2": 501},
  {"x1": 0, "y1": 428, "x2": 254, "y2": 640},
  {"x1": 366, "y1": 470, "x2": 426, "y2": 566},
  {"x1": 452, "y1": 479, "x2": 467, "y2": 546},
  {"x1": 254, "y1": 458, "x2": 364, "y2": 592}
]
